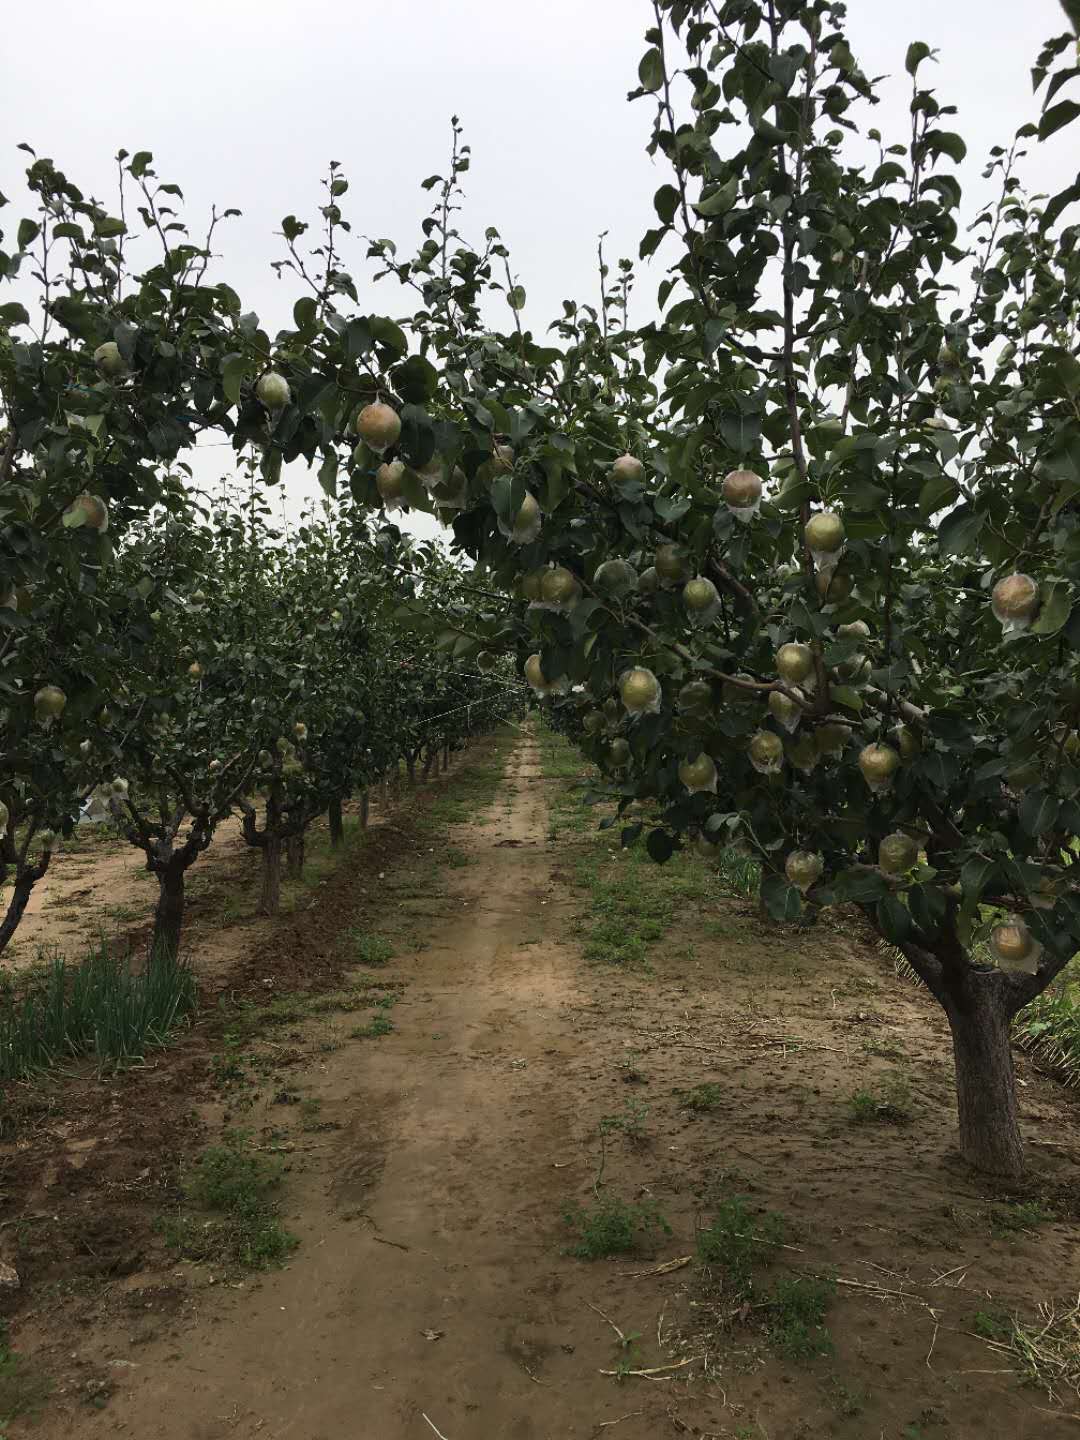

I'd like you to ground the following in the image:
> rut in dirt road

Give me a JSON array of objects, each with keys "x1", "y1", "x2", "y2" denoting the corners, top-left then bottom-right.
[{"x1": 45, "y1": 734, "x2": 653, "y2": 1440}]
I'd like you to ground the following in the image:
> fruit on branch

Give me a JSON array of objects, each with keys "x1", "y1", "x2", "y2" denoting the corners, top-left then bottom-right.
[
  {"x1": 93, "y1": 341, "x2": 127, "y2": 378},
  {"x1": 683, "y1": 576, "x2": 720, "y2": 624},
  {"x1": 188, "y1": 661, "x2": 203, "y2": 680},
  {"x1": 376, "y1": 460, "x2": 406, "y2": 507},
  {"x1": 34, "y1": 685, "x2": 67, "y2": 723},
  {"x1": 609, "y1": 737, "x2": 631, "y2": 765},
  {"x1": 749, "y1": 729, "x2": 784, "y2": 774},
  {"x1": 593, "y1": 559, "x2": 638, "y2": 598},
  {"x1": 776, "y1": 642, "x2": 814, "y2": 685},
  {"x1": 878, "y1": 832, "x2": 919, "y2": 874},
  {"x1": 768, "y1": 689, "x2": 802, "y2": 732},
  {"x1": 255, "y1": 372, "x2": 291, "y2": 410},
  {"x1": 678, "y1": 680, "x2": 713, "y2": 715},
  {"x1": 620, "y1": 667, "x2": 662, "y2": 715},
  {"x1": 524, "y1": 653, "x2": 566, "y2": 697},
  {"x1": 62, "y1": 492, "x2": 110, "y2": 533},
  {"x1": 991, "y1": 573, "x2": 1040, "y2": 636},
  {"x1": 611, "y1": 454, "x2": 644, "y2": 483},
  {"x1": 501, "y1": 491, "x2": 542, "y2": 545},
  {"x1": 816, "y1": 722, "x2": 850, "y2": 758},
  {"x1": 785, "y1": 850, "x2": 823, "y2": 892},
  {"x1": 492, "y1": 443, "x2": 515, "y2": 473},
  {"x1": 638, "y1": 566, "x2": 660, "y2": 595},
  {"x1": 356, "y1": 401, "x2": 401, "y2": 454},
  {"x1": 583, "y1": 709, "x2": 605, "y2": 735},
  {"x1": 655, "y1": 543, "x2": 691, "y2": 585},
  {"x1": 678, "y1": 752, "x2": 717, "y2": 794},
  {"x1": 989, "y1": 918, "x2": 1041, "y2": 975},
  {"x1": 722, "y1": 468, "x2": 762, "y2": 521},
  {"x1": 805, "y1": 510, "x2": 845, "y2": 566},
  {"x1": 540, "y1": 566, "x2": 581, "y2": 608},
  {"x1": 858, "y1": 742, "x2": 901, "y2": 794}
]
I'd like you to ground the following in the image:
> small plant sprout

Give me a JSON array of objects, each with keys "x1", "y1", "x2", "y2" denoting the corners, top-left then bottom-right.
[
  {"x1": 989, "y1": 917, "x2": 1042, "y2": 975},
  {"x1": 991, "y1": 573, "x2": 1040, "y2": 636},
  {"x1": 722, "y1": 467, "x2": 762, "y2": 522},
  {"x1": 749, "y1": 729, "x2": 783, "y2": 774},
  {"x1": 785, "y1": 849, "x2": 823, "y2": 892},
  {"x1": 805, "y1": 509, "x2": 846, "y2": 573},
  {"x1": 678, "y1": 752, "x2": 717, "y2": 794},
  {"x1": 620, "y1": 667, "x2": 662, "y2": 715},
  {"x1": 255, "y1": 371, "x2": 291, "y2": 410},
  {"x1": 858, "y1": 742, "x2": 901, "y2": 795},
  {"x1": 355, "y1": 400, "x2": 401, "y2": 453}
]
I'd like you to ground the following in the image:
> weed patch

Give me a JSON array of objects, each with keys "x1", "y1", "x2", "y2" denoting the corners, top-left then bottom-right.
[
  {"x1": 563, "y1": 1195, "x2": 671, "y2": 1259},
  {"x1": 848, "y1": 1071, "x2": 913, "y2": 1124},
  {"x1": 160, "y1": 1130, "x2": 297, "y2": 1271},
  {"x1": 696, "y1": 1195, "x2": 787, "y2": 1296},
  {"x1": 0, "y1": 941, "x2": 195, "y2": 1080},
  {"x1": 681, "y1": 1082, "x2": 724, "y2": 1112},
  {"x1": 767, "y1": 1274, "x2": 837, "y2": 1362}
]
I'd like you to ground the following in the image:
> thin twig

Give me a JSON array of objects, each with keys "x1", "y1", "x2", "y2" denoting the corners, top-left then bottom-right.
[
  {"x1": 422, "y1": 1416, "x2": 450, "y2": 1440},
  {"x1": 599, "y1": 1356, "x2": 700, "y2": 1380},
  {"x1": 593, "y1": 1412, "x2": 645, "y2": 1434},
  {"x1": 587, "y1": 1301, "x2": 627, "y2": 1344}
]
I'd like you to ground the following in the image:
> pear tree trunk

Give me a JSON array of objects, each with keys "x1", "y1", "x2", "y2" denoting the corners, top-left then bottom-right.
[
  {"x1": 260, "y1": 837, "x2": 282, "y2": 916},
  {"x1": 152, "y1": 865, "x2": 186, "y2": 960},
  {"x1": 285, "y1": 833, "x2": 305, "y2": 879},
  {"x1": 360, "y1": 790, "x2": 370, "y2": 830},
  {"x1": 328, "y1": 795, "x2": 344, "y2": 848},
  {"x1": 943, "y1": 975, "x2": 1024, "y2": 1178}
]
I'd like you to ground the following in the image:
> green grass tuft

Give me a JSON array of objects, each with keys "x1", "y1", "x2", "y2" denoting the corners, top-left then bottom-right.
[
  {"x1": 563, "y1": 1195, "x2": 671, "y2": 1259},
  {"x1": 0, "y1": 941, "x2": 195, "y2": 1080},
  {"x1": 160, "y1": 1129, "x2": 297, "y2": 1271}
]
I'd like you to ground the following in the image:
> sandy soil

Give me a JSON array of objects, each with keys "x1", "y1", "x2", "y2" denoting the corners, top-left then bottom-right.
[{"x1": 6, "y1": 732, "x2": 1080, "y2": 1439}]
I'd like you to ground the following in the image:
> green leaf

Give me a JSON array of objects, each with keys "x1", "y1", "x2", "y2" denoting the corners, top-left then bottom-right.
[
  {"x1": 0, "y1": 302, "x2": 29, "y2": 327},
  {"x1": 1020, "y1": 788, "x2": 1060, "y2": 836},
  {"x1": 293, "y1": 296, "x2": 317, "y2": 333},
  {"x1": 1031, "y1": 579, "x2": 1071, "y2": 635},
  {"x1": 1040, "y1": 99, "x2": 1080, "y2": 141},
  {"x1": 646, "y1": 827, "x2": 675, "y2": 864},
  {"x1": 925, "y1": 130, "x2": 967, "y2": 163},
  {"x1": 761, "y1": 873, "x2": 803, "y2": 921},
  {"x1": 93, "y1": 217, "x2": 126, "y2": 239},
  {"x1": 128, "y1": 151, "x2": 153, "y2": 177},
  {"x1": 829, "y1": 686, "x2": 864, "y2": 713},
  {"x1": 693, "y1": 177, "x2": 738, "y2": 217},
  {"x1": 394, "y1": 354, "x2": 438, "y2": 404},
  {"x1": 654, "y1": 185, "x2": 680, "y2": 225},
  {"x1": 905, "y1": 41, "x2": 932, "y2": 75},
  {"x1": 221, "y1": 353, "x2": 247, "y2": 407},
  {"x1": 937, "y1": 502, "x2": 982, "y2": 556},
  {"x1": 507, "y1": 286, "x2": 526, "y2": 312},
  {"x1": 16, "y1": 219, "x2": 39, "y2": 250},
  {"x1": 369, "y1": 315, "x2": 408, "y2": 356},
  {"x1": 876, "y1": 894, "x2": 912, "y2": 944},
  {"x1": 638, "y1": 48, "x2": 664, "y2": 93},
  {"x1": 317, "y1": 452, "x2": 338, "y2": 500},
  {"x1": 918, "y1": 474, "x2": 958, "y2": 516},
  {"x1": 399, "y1": 404, "x2": 435, "y2": 469}
]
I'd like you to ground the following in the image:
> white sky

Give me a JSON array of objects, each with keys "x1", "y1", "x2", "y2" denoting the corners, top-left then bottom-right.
[{"x1": 2, "y1": 0, "x2": 1072, "y2": 543}]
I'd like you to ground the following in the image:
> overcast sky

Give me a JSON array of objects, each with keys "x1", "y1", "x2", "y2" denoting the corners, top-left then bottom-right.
[{"x1": 2, "y1": 0, "x2": 1071, "y2": 542}]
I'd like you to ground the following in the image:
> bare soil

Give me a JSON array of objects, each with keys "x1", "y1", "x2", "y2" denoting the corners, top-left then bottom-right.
[{"x1": 4, "y1": 731, "x2": 1080, "y2": 1439}]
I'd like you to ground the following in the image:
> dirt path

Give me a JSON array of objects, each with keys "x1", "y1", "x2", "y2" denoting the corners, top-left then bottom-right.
[
  {"x1": 16, "y1": 731, "x2": 1080, "y2": 1439},
  {"x1": 27, "y1": 734, "x2": 634, "y2": 1438}
]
